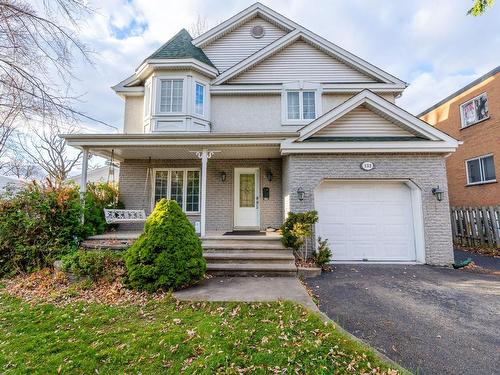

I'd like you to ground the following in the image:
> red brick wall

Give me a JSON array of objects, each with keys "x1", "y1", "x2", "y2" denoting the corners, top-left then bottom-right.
[{"x1": 420, "y1": 74, "x2": 499, "y2": 206}]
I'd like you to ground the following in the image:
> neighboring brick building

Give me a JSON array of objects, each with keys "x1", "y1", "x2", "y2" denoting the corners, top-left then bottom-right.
[{"x1": 419, "y1": 66, "x2": 499, "y2": 207}]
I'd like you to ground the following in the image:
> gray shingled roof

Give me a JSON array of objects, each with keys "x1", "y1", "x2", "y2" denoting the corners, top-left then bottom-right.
[{"x1": 146, "y1": 29, "x2": 215, "y2": 68}]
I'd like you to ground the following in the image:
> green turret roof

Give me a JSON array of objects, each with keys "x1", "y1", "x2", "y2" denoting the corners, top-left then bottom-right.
[{"x1": 147, "y1": 29, "x2": 215, "y2": 68}]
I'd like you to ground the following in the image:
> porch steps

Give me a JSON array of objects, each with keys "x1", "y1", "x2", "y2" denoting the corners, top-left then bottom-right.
[{"x1": 203, "y1": 237, "x2": 297, "y2": 277}]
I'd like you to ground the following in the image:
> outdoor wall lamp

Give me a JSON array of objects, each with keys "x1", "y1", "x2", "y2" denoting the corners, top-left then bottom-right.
[
  {"x1": 220, "y1": 171, "x2": 226, "y2": 182},
  {"x1": 297, "y1": 187, "x2": 305, "y2": 201},
  {"x1": 266, "y1": 170, "x2": 273, "y2": 182},
  {"x1": 432, "y1": 186, "x2": 444, "y2": 201}
]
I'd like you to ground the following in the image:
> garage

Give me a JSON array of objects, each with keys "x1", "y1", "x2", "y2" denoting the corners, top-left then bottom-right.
[{"x1": 315, "y1": 180, "x2": 421, "y2": 263}]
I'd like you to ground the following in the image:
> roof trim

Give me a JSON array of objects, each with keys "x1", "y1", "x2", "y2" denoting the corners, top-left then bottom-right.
[
  {"x1": 192, "y1": 2, "x2": 296, "y2": 47},
  {"x1": 297, "y1": 90, "x2": 459, "y2": 146},
  {"x1": 212, "y1": 29, "x2": 407, "y2": 86},
  {"x1": 418, "y1": 65, "x2": 500, "y2": 117}
]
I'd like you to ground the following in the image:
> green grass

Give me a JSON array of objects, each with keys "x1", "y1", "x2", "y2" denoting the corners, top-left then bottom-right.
[{"x1": 0, "y1": 294, "x2": 400, "y2": 374}]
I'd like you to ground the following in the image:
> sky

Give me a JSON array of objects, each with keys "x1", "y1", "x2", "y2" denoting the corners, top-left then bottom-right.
[{"x1": 69, "y1": 0, "x2": 500, "y2": 133}]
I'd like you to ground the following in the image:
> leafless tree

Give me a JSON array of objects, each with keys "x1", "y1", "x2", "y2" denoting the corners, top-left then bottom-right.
[
  {"x1": 2, "y1": 150, "x2": 42, "y2": 179},
  {"x1": 0, "y1": 0, "x2": 93, "y2": 158},
  {"x1": 189, "y1": 14, "x2": 209, "y2": 38},
  {"x1": 18, "y1": 121, "x2": 82, "y2": 184}
]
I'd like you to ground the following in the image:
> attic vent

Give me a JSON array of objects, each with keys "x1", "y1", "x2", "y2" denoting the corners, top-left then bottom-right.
[{"x1": 250, "y1": 25, "x2": 265, "y2": 39}]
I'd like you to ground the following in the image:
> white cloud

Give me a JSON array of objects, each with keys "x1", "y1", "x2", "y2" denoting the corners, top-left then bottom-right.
[{"x1": 65, "y1": 0, "x2": 499, "y2": 130}]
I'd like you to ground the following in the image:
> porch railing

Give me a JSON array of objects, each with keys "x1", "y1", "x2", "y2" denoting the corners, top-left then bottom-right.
[{"x1": 450, "y1": 206, "x2": 500, "y2": 248}]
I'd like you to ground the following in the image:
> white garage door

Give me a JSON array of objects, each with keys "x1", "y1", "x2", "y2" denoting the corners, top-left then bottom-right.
[{"x1": 315, "y1": 181, "x2": 416, "y2": 262}]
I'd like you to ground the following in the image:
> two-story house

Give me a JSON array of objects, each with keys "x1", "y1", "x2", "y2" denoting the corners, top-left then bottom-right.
[
  {"x1": 64, "y1": 3, "x2": 459, "y2": 266},
  {"x1": 419, "y1": 66, "x2": 499, "y2": 208}
]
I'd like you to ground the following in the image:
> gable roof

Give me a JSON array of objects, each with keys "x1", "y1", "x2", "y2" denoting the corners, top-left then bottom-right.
[
  {"x1": 192, "y1": 2, "x2": 296, "y2": 48},
  {"x1": 212, "y1": 29, "x2": 406, "y2": 86},
  {"x1": 145, "y1": 29, "x2": 215, "y2": 68},
  {"x1": 297, "y1": 90, "x2": 458, "y2": 144},
  {"x1": 418, "y1": 65, "x2": 500, "y2": 117}
]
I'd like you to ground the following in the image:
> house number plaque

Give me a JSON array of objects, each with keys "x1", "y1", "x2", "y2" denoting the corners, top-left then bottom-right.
[{"x1": 360, "y1": 161, "x2": 375, "y2": 171}]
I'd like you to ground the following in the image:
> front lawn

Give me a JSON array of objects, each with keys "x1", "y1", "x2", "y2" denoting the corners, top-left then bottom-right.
[{"x1": 0, "y1": 293, "x2": 401, "y2": 374}]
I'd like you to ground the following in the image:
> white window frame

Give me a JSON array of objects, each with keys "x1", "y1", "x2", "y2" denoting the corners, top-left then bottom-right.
[
  {"x1": 154, "y1": 77, "x2": 186, "y2": 115},
  {"x1": 194, "y1": 82, "x2": 205, "y2": 116},
  {"x1": 465, "y1": 154, "x2": 496, "y2": 186},
  {"x1": 151, "y1": 168, "x2": 201, "y2": 214},
  {"x1": 281, "y1": 81, "x2": 322, "y2": 125},
  {"x1": 459, "y1": 92, "x2": 489, "y2": 129}
]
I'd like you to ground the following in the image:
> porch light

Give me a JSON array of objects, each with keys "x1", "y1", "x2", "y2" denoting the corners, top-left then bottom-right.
[
  {"x1": 220, "y1": 171, "x2": 226, "y2": 182},
  {"x1": 266, "y1": 170, "x2": 273, "y2": 182},
  {"x1": 431, "y1": 186, "x2": 444, "y2": 201},
  {"x1": 297, "y1": 187, "x2": 305, "y2": 201}
]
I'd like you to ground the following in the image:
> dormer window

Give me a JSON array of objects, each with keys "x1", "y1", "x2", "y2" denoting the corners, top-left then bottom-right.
[{"x1": 159, "y1": 79, "x2": 183, "y2": 113}]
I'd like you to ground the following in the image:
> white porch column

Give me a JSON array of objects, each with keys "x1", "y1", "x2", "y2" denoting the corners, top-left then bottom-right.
[
  {"x1": 80, "y1": 147, "x2": 89, "y2": 223},
  {"x1": 200, "y1": 149, "x2": 208, "y2": 237}
]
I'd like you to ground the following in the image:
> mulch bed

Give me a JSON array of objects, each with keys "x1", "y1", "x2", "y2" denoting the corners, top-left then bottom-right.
[
  {"x1": 455, "y1": 246, "x2": 499, "y2": 258},
  {"x1": 1, "y1": 269, "x2": 167, "y2": 306}
]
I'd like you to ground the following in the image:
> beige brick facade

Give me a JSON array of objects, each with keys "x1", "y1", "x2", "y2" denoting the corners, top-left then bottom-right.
[
  {"x1": 118, "y1": 158, "x2": 282, "y2": 232},
  {"x1": 282, "y1": 154, "x2": 454, "y2": 266}
]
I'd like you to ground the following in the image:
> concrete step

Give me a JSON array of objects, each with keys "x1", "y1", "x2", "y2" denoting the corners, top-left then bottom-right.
[
  {"x1": 80, "y1": 240, "x2": 131, "y2": 251},
  {"x1": 204, "y1": 251, "x2": 294, "y2": 263},
  {"x1": 206, "y1": 262, "x2": 297, "y2": 277},
  {"x1": 203, "y1": 243, "x2": 288, "y2": 252}
]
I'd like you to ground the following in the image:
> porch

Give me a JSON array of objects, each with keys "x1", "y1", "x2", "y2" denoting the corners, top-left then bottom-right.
[{"x1": 68, "y1": 133, "x2": 292, "y2": 237}]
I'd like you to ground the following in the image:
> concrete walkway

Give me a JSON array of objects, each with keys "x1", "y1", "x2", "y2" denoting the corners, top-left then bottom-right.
[{"x1": 174, "y1": 277, "x2": 318, "y2": 311}]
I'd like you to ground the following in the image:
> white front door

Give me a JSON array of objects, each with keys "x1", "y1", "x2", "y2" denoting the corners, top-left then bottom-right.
[{"x1": 234, "y1": 168, "x2": 260, "y2": 229}]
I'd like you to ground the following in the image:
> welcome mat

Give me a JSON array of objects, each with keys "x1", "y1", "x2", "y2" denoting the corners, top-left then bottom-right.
[{"x1": 223, "y1": 231, "x2": 266, "y2": 236}]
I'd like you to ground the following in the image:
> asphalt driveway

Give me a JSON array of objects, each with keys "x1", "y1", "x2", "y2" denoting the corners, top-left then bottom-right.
[{"x1": 306, "y1": 262, "x2": 500, "y2": 375}]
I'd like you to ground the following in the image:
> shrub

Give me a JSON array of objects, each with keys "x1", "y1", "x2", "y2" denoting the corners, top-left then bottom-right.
[
  {"x1": 0, "y1": 181, "x2": 122, "y2": 277},
  {"x1": 61, "y1": 250, "x2": 124, "y2": 281},
  {"x1": 281, "y1": 211, "x2": 318, "y2": 253},
  {"x1": 124, "y1": 199, "x2": 205, "y2": 292},
  {"x1": 314, "y1": 237, "x2": 332, "y2": 268}
]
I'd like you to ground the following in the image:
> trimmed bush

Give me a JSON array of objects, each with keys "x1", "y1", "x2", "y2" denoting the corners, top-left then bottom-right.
[
  {"x1": 124, "y1": 199, "x2": 206, "y2": 292},
  {"x1": 61, "y1": 250, "x2": 124, "y2": 281},
  {"x1": 280, "y1": 211, "x2": 318, "y2": 251},
  {"x1": 314, "y1": 237, "x2": 332, "y2": 268}
]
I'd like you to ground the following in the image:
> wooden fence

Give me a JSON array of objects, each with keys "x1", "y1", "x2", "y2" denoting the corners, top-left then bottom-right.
[{"x1": 450, "y1": 206, "x2": 500, "y2": 248}]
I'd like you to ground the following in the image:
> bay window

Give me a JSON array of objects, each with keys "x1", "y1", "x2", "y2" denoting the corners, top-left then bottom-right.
[
  {"x1": 159, "y1": 79, "x2": 183, "y2": 113},
  {"x1": 153, "y1": 169, "x2": 200, "y2": 213},
  {"x1": 466, "y1": 154, "x2": 496, "y2": 185},
  {"x1": 195, "y1": 82, "x2": 205, "y2": 116}
]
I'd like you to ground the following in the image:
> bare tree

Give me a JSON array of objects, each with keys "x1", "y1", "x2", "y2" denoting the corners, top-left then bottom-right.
[
  {"x1": 18, "y1": 121, "x2": 82, "y2": 184},
  {"x1": 189, "y1": 14, "x2": 209, "y2": 38},
  {"x1": 2, "y1": 151, "x2": 42, "y2": 179},
  {"x1": 0, "y1": 0, "x2": 93, "y2": 157}
]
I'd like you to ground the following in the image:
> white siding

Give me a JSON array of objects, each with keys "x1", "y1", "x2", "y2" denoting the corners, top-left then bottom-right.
[
  {"x1": 203, "y1": 17, "x2": 287, "y2": 73},
  {"x1": 230, "y1": 41, "x2": 376, "y2": 84},
  {"x1": 315, "y1": 105, "x2": 415, "y2": 137}
]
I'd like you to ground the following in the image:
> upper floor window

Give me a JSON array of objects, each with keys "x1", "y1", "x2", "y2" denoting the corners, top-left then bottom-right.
[
  {"x1": 159, "y1": 79, "x2": 183, "y2": 113},
  {"x1": 195, "y1": 82, "x2": 205, "y2": 116},
  {"x1": 460, "y1": 93, "x2": 489, "y2": 128},
  {"x1": 286, "y1": 91, "x2": 316, "y2": 120},
  {"x1": 466, "y1": 154, "x2": 496, "y2": 185}
]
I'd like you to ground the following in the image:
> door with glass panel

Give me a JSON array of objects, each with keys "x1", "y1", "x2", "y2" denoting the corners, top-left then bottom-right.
[{"x1": 234, "y1": 168, "x2": 260, "y2": 229}]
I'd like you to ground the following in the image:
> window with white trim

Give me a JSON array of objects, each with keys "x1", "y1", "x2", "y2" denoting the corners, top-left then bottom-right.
[
  {"x1": 460, "y1": 93, "x2": 489, "y2": 128},
  {"x1": 159, "y1": 79, "x2": 183, "y2": 113},
  {"x1": 195, "y1": 82, "x2": 205, "y2": 116},
  {"x1": 285, "y1": 90, "x2": 316, "y2": 121},
  {"x1": 466, "y1": 154, "x2": 496, "y2": 185},
  {"x1": 153, "y1": 169, "x2": 200, "y2": 212}
]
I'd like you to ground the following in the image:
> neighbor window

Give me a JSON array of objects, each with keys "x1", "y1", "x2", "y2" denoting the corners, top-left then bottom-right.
[
  {"x1": 195, "y1": 83, "x2": 205, "y2": 115},
  {"x1": 153, "y1": 169, "x2": 200, "y2": 212},
  {"x1": 286, "y1": 91, "x2": 316, "y2": 121},
  {"x1": 159, "y1": 79, "x2": 183, "y2": 113},
  {"x1": 460, "y1": 93, "x2": 489, "y2": 128},
  {"x1": 466, "y1": 155, "x2": 496, "y2": 185}
]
